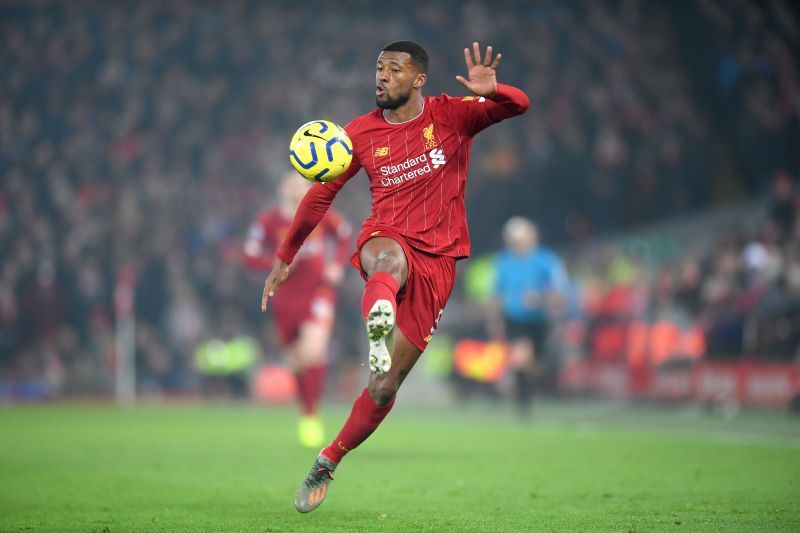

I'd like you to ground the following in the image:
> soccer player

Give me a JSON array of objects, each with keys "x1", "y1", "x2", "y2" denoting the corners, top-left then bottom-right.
[
  {"x1": 244, "y1": 171, "x2": 351, "y2": 448},
  {"x1": 261, "y1": 41, "x2": 530, "y2": 512}
]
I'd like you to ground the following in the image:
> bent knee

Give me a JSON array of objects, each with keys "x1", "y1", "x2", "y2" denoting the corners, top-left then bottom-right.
[
  {"x1": 367, "y1": 377, "x2": 398, "y2": 406},
  {"x1": 371, "y1": 252, "x2": 406, "y2": 281},
  {"x1": 361, "y1": 238, "x2": 408, "y2": 285}
]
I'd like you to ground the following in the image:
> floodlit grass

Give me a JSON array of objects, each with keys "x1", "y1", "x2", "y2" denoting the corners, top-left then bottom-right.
[{"x1": 0, "y1": 402, "x2": 798, "y2": 531}]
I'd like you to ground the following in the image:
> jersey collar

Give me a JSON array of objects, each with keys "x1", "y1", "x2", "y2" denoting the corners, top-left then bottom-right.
[{"x1": 381, "y1": 100, "x2": 425, "y2": 125}]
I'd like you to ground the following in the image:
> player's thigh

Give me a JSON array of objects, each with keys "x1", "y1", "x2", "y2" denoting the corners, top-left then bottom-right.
[
  {"x1": 367, "y1": 327, "x2": 422, "y2": 405},
  {"x1": 295, "y1": 321, "x2": 332, "y2": 365},
  {"x1": 360, "y1": 237, "x2": 408, "y2": 287}
]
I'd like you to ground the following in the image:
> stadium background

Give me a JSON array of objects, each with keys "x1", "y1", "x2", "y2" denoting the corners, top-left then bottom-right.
[
  {"x1": 2, "y1": 0, "x2": 798, "y2": 407},
  {"x1": 2, "y1": 1, "x2": 800, "y2": 531}
]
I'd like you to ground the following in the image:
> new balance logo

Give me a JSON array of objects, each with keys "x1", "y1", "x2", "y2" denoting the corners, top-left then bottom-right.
[
  {"x1": 374, "y1": 146, "x2": 389, "y2": 157},
  {"x1": 429, "y1": 148, "x2": 446, "y2": 169}
]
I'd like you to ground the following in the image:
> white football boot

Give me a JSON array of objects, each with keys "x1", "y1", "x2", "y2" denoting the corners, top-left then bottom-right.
[{"x1": 366, "y1": 299, "x2": 395, "y2": 374}]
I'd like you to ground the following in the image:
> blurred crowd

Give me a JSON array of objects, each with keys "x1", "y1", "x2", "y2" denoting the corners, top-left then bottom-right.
[
  {"x1": 683, "y1": 0, "x2": 799, "y2": 194},
  {"x1": 566, "y1": 175, "x2": 800, "y2": 366},
  {"x1": 0, "y1": 0, "x2": 797, "y2": 396}
]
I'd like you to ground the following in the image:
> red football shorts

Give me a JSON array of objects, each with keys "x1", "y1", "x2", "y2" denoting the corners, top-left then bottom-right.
[
  {"x1": 351, "y1": 226, "x2": 456, "y2": 352},
  {"x1": 271, "y1": 284, "x2": 335, "y2": 347}
]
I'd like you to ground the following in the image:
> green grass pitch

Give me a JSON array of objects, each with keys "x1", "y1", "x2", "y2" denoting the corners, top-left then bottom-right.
[{"x1": 1, "y1": 402, "x2": 798, "y2": 532}]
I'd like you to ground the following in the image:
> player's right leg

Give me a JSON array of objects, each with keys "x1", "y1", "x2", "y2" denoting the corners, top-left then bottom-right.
[
  {"x1": 366, "y1": 298, "x2": 395, "y2": 373},
  {"x1": 358, "y1": 237, "x2": 408, "y2": 374},
  {"x1": 294, "y1": 327, "x2": 422, "y2": 513}
]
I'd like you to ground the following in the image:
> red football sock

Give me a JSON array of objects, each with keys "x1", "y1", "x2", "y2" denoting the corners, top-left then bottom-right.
[
  {"x1": 299, "y1": 364, "x2": 327, "y2": 416},
  {"x1": 321, "y1": 388, "x2": 395, "y2": 464},
  {"x1": 361, "y1": 271, "x2": 399, "y2": 320}
]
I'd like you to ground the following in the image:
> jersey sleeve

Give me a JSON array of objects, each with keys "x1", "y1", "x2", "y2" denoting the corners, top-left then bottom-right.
[
  {"x1": 449, "y1": 83, "x2": 531, "y2": 136},
  {"x1": 275, "y1": 156, "x2": 361, "y2": 265}
]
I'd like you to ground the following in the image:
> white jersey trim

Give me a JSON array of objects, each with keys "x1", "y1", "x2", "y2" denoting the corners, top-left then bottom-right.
[{"x1": 381, "y1": 100, "x2": 426, "y2": 125}]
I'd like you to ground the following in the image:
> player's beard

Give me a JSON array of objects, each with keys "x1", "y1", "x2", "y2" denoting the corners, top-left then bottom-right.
[{"x1": 376, "y1": 86, "x2": 413, "y2": 110}]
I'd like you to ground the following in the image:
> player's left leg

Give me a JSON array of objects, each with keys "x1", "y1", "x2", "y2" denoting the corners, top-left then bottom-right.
[
  {"x1": 324, "y1": 326, "x2": 422, "y2": 457},
  {"x1": 293, "y1": 327, "x2": 422, "y2": 513},
  {"x1": 290, "y1": 320, "x2": 333, "y2": 448}
]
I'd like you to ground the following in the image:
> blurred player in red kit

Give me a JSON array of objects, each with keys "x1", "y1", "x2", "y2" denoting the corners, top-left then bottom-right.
[
  {"x1": 261, "y1": 41, "x2": 530, "y2": 512},
  {"x1": 244, "y1": 171, "x2": 351, "y2": 448}
]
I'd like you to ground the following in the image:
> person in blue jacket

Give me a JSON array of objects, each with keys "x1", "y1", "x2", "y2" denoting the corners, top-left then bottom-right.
[{"x1": 488, "y1": 217, "x2": 567, "y2": 418}]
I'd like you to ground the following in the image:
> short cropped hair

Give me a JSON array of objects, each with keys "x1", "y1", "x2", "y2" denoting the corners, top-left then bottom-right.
[{"x1": 381, "y1": 41, "x2": 429, "y2": 73}]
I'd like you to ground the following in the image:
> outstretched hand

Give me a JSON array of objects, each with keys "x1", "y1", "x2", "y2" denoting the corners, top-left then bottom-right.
[
  {"x1": 455, "y1": 42, "x2": 502, "y2": 98},
  {"x1": 261, "y1": 259, "x2": 290, "y2": 312}
]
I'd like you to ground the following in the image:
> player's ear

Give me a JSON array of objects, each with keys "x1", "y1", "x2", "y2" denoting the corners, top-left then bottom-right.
[{"x1": 414, "y1": 72, "x2": 427, "y2": 89}]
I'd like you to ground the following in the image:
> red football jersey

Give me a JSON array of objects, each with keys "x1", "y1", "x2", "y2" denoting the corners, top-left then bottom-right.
[
  {"x1": 244, "y1": 207, "x2": 351, "y2": 293},
  {"x1": 277, "y1": 83, "x2": 530, "y2": 264}
]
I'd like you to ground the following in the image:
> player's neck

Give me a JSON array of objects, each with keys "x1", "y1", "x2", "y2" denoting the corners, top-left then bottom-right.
[{"x1": 382, "y1": 94, "x2": 424, "y2": 124}]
